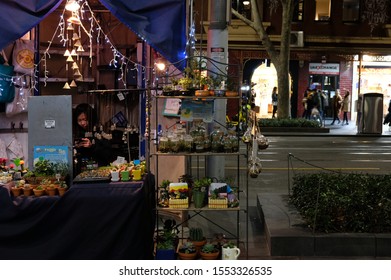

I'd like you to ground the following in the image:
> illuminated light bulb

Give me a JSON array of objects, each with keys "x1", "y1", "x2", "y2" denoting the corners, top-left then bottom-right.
[
  {"x1": 63, "y1": 49, "x2": 71, "y2": 56},
  {"x1": 63, "y1": 82, "x2": 71, "y2": 89},
  {"x1": 65, "y1": 0, "x2": 80, "y2": 12},
  {"x1": 70, "y1": 80, "x2": 77, "y2": 87}
]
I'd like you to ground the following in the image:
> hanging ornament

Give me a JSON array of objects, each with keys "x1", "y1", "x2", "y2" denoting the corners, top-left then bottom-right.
[
  {"x1": 70, "y1": 80, "x2": 77, "y2": 87},
  {"x1": 72, "y1": 62, "x2": 79, "y2": 69},
  {"x1": 63, "y1": 82, "x2": 71, "y2": 89},
  {"x1": 63, "y1": 49, "x2": 71, "y2": 56}
]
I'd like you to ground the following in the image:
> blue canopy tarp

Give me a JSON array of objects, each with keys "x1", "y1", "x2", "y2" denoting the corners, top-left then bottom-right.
[{"x1": 0, "y1": 0, "x2": 186, "y2": 64}]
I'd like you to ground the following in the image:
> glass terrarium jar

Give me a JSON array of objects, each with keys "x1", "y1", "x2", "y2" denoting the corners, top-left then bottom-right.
[
  {"x1": 227, "y1": 130, "x2": 239, "y2": 152},
  {"x1": 210, "y1": 126, "x2": 224, "y2": 152},
  {"x1": 193, "y1": 135, "x2": 205, "y2": 153},
  {"x1": 169, "y1": 134, "x2": 180, "y2": 153},
  {"x1": 158, "y1": 132, "x2": 169, "y2": 153},
  {"x1": 183, "y1": 134, "x2": 193, "y2": 153},
  {"x1": 241, "y1": 127, "x2": 252, "y2": 144},
  {"x1": 255, "y1": 132, "x2": 269, "y2": 150}
]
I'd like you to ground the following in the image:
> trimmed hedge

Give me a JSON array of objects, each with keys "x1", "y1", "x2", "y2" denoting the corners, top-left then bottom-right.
[
  {"x1": 290, "y1": 173, "x2": 391, "y2": 233},
  {"x1": 258, "y1": 118, "x2": 321, "y2": 128}
]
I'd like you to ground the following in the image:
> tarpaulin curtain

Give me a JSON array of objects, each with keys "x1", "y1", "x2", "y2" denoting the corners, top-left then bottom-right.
[{"x1": 0, "y1": 0, "x2": 186, "y2": 64}]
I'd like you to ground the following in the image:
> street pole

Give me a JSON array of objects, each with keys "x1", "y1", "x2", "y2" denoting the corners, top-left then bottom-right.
[{"x1": 206, "y1": 0, "x2": 229, "y2": 180}]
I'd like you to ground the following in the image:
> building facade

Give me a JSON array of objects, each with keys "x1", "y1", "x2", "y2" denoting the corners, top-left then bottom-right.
[{"x1": 196, "y1": 0, "x2": 391, "y2": 120}]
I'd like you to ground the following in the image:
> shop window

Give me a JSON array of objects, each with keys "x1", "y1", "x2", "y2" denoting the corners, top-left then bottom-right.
[
  {"x1": 315, "y1": 0, "x2": 331, "y2": 21},
  {"x1": 293, "y1": 0, "x2": 304, "y2": 21},
  {"x1": 342, "y1": 0, "x2": 359, "y2": 22}
]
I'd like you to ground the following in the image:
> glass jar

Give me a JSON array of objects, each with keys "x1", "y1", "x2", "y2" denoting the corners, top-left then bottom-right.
[
  {"x1": 169, "y1": 134, "x2": 180, "y2": 153},
  {"x1": 158, "y1": 132, "x2": 169, "y2": 153},
  {"x1": 193, "y1": 135, "x2": 205, "y2": 153},
  {"x1": 256, "y1": 132, "x2": 269, "y2": 150},
  {"x1": 227, "y1": 130, "x2": 239, "y2": 152},
  {"x1": 210, "y1": 126, "x2": 224, "y2": 152},
  {"x1": 183, "y1": 134, "x2": 193, "y2": 153}
]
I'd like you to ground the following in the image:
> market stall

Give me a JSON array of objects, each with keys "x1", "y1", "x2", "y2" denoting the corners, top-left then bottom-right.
[{"x1": 0, "y1": 173, "x2": 155, "y2": 259}]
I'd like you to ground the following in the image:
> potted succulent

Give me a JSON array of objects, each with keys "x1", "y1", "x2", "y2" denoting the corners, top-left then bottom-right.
[
  {"x1": 199, "y1": 242, "x2": 220, "y2": 260},
  {"x1": 177, "y1": 242, "x2": 197, "y2": 260},
  {"x1": 57, "y1": 181, "x2": 68, "y2": 196},
  {"x1": 192, "y1": 177, "x2": 211, "y2": 208},
  {"x1": 158, "y1": 179, "x2": 171, "y2": 207},
  {"x1": 222, "y1": 241, "x2": 241, "y2": 260},
  {"x1": 33, "y1": 185, "x2": 45, "y2": 197},
  {"x1": 188, "y1": 227, "x2": 207, "y2": 251},
  {"x1": 155, "y1": 219, "x2": 179, "y2": 260}
]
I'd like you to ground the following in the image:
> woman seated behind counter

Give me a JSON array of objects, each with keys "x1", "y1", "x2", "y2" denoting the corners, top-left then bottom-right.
[{"x1": 73, "y1": 103, "x2": 112, "y2": 175}]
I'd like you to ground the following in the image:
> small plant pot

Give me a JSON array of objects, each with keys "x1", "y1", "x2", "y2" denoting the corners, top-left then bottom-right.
[
  {"x1": 189, "y1": 239, "x2": 207, "y2": 252},
  {"x1": 178, "y1": 251, "x2": 197, "y2": 260},
  {"x1": 33, "y1": 189, "x2": 45, "y2": 197},
  {"x1": 46, "y1": 187, "x2": 57, "y2": 196},
  {"x1": 23, "y1": 186, "x2": 33, "y2": 196},
  {"x1": 58, "y1": 188, "x2": 67, "y2": 196},
  {"x1": 11, "y1": 187, "x2": 22, "y2": 197},
  {"x1": 199, "y1": 250, "x2": 220, "y2": 260}
]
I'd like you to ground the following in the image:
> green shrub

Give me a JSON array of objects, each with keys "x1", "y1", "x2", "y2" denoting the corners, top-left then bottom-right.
[
  {"x1": 258, "y1": 118, "x2": 321, "y2": 128},
  {"x1": 290, "y1": 173, "x2": 391, "y2": 233}
]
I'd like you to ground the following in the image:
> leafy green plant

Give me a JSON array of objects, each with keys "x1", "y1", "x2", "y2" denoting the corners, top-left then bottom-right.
[
  {"x1": 290, "y1": 173, "x2": 391, "y2": 233},
  {"x1": 201, "y1": 242, "x2": 218, "y2": 253},
  {"x1": 178, "y1": 242, "x2": 196, "y2": 254},
  {"x1": 222, "y1": 240, "x2": 237, "y2": 248},
  {"x1": 193, "y1": 177, "x2": 212, "y2": 193},
  {"x1": 258, "y1": 118, "x2": 321, "y2": 128}
]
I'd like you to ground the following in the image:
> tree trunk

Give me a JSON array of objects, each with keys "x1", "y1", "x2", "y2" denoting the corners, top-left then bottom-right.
[{"x1": 232, "y1": 0, "x2": 295, "y2": 119}]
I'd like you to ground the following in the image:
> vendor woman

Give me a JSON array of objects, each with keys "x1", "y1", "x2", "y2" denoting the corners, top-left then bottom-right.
[{"x1": 73, "y1": 103, "x2": 112, "y2": 175}]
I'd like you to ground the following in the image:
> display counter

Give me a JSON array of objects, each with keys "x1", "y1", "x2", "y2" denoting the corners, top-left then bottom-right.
[{"x1": 0, "y1": 174, "x2": 155, "y2": 260}]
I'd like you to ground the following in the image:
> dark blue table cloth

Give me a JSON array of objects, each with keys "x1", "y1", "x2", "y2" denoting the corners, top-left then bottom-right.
[{"x1": 0, "y1": 174, "x2": 155, "y2": 260}]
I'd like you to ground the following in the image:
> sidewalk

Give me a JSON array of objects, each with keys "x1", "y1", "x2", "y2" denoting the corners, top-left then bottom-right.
[{"x1": 326, "y1": 120, "x2": 391, "y2": 136}]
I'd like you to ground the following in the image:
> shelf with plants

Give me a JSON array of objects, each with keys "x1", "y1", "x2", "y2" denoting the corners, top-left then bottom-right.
[{"x1": 151, "y1": 55, "x2": 247, "y2": 259}]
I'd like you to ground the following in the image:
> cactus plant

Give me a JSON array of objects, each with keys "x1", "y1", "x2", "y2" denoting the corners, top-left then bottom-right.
[{"x1": 189, "y1": 227, "x2": 204, "y2": 241}]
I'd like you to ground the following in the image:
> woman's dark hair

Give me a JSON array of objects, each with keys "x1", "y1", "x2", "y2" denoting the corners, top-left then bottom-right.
[{"x1": 73, "y1": 103, "x2": 97, "y2": 131}]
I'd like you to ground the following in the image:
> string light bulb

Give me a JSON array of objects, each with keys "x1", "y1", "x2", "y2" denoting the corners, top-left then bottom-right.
[{"x1": 65, "y1": 0, "x2": 80, "y2": 12}]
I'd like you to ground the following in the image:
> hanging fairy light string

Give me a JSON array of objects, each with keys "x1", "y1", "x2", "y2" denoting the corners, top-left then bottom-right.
[{"x1": 33, "y1": 0, "x2": 147, "y2": 90}]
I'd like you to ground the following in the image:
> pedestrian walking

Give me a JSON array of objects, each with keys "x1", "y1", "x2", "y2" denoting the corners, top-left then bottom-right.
[
  {"x1": 330, "y1": 89, "x2": 342, "y2": 125},
  {"x1": 341, "y1": 90, "x2": 351, "y2": 125},
  {"x1": 271, "y1": 87, "x2": 278, "y2": 118}
]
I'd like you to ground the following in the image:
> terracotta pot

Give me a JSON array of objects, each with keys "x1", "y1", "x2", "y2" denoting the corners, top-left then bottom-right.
[
  {"x1": 33, "y1": 189, "x2": 45, "y2": 197},
  {"x1": 199, "y1": 250, "x2": 220, "y2": 260},
  {"x1": 11, "y1": 187, "x2": 22, "y2": 197},
  {"x1": 225, "y1": 91, "x2": 238, "y2": 97},
  {"x1": 46, "y1": 187, "x2": 57, "y2": 196},
  {"x1": 178, "y1": 251, "x2": 197, "y2": 260},
  {"x1": 58, "y1": 188, "x2": 67, "y2": 196},
  {"x1": 23, "y1": 186, "x2": 33, "y2": 196},
  {"x1": 189, "y1": 239, "x2": 207, "y2": 252}
]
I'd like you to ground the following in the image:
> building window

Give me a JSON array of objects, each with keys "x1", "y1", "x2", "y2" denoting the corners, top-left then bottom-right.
[
  {"x1": 315, "y1": 0, "x2": 331, "y2": 21},
  {"x1": 232, "y1": 0, "x2": 252, "y2": 20},
  {"x1": 342, "y1": 0, "x2": 359, "y2": 22},
  {"x1": 293, "y1": 0, "x2": 304, "y2": 21}
]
